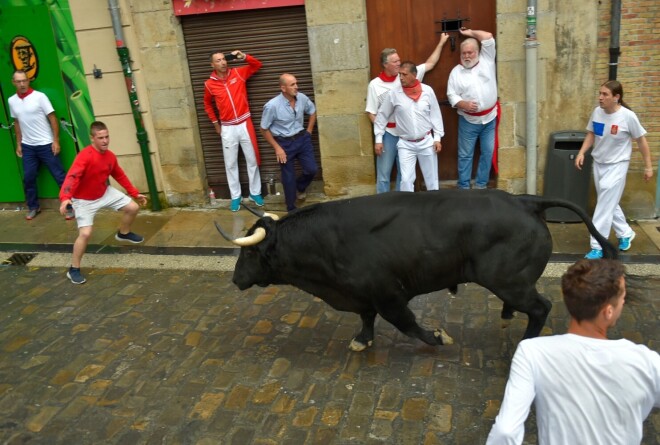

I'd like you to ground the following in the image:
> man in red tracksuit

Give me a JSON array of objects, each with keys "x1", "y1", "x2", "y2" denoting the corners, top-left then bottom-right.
[
  {"x1": 59, "y1": 121, "x2": 147, "y2": 284},
  {"x1": 203, "y1": 50, "x2": 264, "y2": 212}
]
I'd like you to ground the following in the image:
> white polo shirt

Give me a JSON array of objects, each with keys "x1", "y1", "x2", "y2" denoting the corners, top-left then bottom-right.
[{"x1": 8, "y1": 90, "x2": 55, "y2": 146}]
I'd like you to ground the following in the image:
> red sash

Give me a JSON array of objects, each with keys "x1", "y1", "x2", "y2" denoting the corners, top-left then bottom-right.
[{"x1": 245, "y1": 117, "x2": 261, "y2": 165}]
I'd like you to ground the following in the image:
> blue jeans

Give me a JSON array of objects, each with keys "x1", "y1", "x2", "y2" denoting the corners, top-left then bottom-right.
[
  {"x1": 457, "y1": 116, "x2": 496, "y2": 189},
  {"x1": 22, "y1": 143, "x2": 67, "y2": 210},
  {"x1": 277, "y1": 132, "x2": 318, "y2": 211},
  {"x1": 376, "y1": 131, "x2": 401, "y2": 193}
]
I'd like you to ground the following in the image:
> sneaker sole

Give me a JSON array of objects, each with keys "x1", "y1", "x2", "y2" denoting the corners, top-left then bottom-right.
[
  {"x1": 620, "y1": 231, "x2": 636, "y2": 251},
  {"x1": 114, "y1": 234, "x2": 144, "y2": 244},
  {"x1": 248, "y1": 199, "x2": 264, "y2": 207},
  {"x1": 67, "y1": 272, "x2": 86, "y2": 285}
]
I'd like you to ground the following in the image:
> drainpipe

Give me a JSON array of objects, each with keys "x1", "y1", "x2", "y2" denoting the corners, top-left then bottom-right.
[
  {"x1": 108, "y1": 0, "x2": 161, "y2": 211},
  {"x1": 608, "y1": 0, "x2": 621, "y2": 80},
  {"x1": 524, "y1": 0, "x2": 539, "y2": 194}
]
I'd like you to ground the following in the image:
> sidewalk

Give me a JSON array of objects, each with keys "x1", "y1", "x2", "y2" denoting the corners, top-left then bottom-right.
[{"x1": 1, "y1": 197, "x2": 660, "y2": 270}]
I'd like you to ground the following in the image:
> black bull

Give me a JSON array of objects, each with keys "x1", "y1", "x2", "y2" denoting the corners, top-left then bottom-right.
[{"x1": 216, "y1": 190, "x2": 617, "y2": 351}]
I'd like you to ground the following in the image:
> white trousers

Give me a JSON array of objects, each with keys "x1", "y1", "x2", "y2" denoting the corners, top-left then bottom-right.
[
  {"x1": 397, "y1": 142, "x2": 439, "y2": 192},
  {"x1": 590, "y1": 160, "x2": 633, "y2": 250},
  {"x1": 221, "y1": 121, "x2": 261, "y2": 199}
]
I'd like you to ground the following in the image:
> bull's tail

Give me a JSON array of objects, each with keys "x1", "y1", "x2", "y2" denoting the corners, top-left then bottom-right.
[{"x1": 516, "y1": 194, "x2": 618, "y2": 259}]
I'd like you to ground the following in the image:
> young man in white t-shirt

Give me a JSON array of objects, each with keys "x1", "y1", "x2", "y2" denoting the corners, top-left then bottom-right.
[
  {"x1": 487, "y1": 259, "x2": 660, "y2": 445},
  {"x1": 8, "y1": 70, "x2": 73, "y2": 220}
]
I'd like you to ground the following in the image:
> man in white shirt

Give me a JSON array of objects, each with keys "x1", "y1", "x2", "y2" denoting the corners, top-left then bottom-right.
[
  {"x1": 8, "y1": 70, "x2": 73, "y2": 220},
  {"x1": 487, "y1": 259, "x2": 660, "y2": 445},
  {"x1": 447, "y1": 28, "x2": 499, "y2": 190},
  {"x1": 366, "y1": 34, "x2": 448, "y2": 193},
  {"x1": 374, "y1": 62, "x2": 444, "y2": 192}
]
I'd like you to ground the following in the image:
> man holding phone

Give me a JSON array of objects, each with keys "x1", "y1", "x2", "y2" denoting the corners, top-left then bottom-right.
[{"x1": 203, "y1": 50, "x2": 264, "y2": 212}]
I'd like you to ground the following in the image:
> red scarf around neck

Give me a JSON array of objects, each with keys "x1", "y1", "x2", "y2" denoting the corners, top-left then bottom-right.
[
  {"x1": 378, "y1": 71, "x2": 397, "y2": 82},
  {"x1": 17, "y1": 88, "x2": 34, "y2": 99},
  {"x1": 402, "y1": 80, "x2": 422, "y2": 102}
]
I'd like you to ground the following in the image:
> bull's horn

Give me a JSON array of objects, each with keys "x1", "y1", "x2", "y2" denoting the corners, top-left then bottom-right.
[
  {"x1": 214, "y1": 221, "x2": 267, "y2": 246},
  {"x1": 233, "y1": 227, "x2": 266, "y2": 246},
  {"x1": 214, "y1": 221, "x2": 235, "y2": 242},
  {"x1": 243, "y1": 204, "x2": 280, "y2": 221}
]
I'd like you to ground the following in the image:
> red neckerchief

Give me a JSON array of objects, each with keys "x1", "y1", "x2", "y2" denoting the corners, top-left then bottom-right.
[
  {"x1": 378, "y1": 71, "x2": 397, "y2": 82},
  {"x1": 17, "y1": 88, "x2": 34, "y2": 99},
  {"x1": 402, "y1": 80, "x2": 422, "y2": 102}
]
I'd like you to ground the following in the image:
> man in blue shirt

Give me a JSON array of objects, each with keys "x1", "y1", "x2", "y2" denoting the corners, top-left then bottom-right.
[{"x1": 260, "y1": 73, "x2": 318, "y2": 212}]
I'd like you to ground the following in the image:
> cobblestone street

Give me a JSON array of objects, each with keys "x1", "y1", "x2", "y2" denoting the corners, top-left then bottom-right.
[{"x1": 0, "y1": 266, "x2": 658, "y2": 444}]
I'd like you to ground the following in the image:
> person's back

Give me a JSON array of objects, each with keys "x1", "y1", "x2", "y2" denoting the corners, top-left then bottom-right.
[
  {"x1": 487, "y1": 259, "x2": 660, "y2": 445},
  {"x1": 492, "y1": 334, "x2": 659, "y2": 445}
]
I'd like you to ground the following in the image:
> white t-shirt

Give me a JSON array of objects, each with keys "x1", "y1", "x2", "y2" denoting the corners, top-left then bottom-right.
[
  {"x1": 8, "y1": 90, "x2": 55, "y2": 146},
  {"x1": 487, "y1": 333, "x2": 660, "y2": 445},
  {"x1": 447, "y1": 37, "x2": 498, "y2": 124},
  {"x1": 365, "y1": 63, "x2": 427, "y2": 137},
  {"x1": 373, "y1": 83, "x2": 444, "y2": 147},
  {"x1": 587, "y1": 106, "x2": 646, "y2": 164}
]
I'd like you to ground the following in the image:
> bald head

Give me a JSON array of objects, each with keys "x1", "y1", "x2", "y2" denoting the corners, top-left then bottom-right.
[{"x1": 279, "y1": 73, "x2": 299, "y2": 99}]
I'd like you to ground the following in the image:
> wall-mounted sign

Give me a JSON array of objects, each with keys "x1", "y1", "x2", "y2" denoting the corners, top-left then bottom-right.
[
  {"x1": 10, "y1": 35, "x2": 39, "y2": 80},
  {"x1": 172, "y1": 0, "x2": 304, "y2": 16}
]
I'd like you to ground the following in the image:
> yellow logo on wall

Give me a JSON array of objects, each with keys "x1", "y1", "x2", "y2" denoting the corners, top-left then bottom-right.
[{"x1": 11, "y1": 36, "x2": 39, "y2": 80}]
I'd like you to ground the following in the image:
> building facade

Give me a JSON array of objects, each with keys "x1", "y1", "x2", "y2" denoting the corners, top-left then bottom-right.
[{"x1": 1, "y1": 0, "x2": 657, "y2": 217}]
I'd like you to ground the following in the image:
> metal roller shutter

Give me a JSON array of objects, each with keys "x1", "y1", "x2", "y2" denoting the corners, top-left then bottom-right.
[{"x1": 181, "y1": 6, "x2": 322, "y2": 198}]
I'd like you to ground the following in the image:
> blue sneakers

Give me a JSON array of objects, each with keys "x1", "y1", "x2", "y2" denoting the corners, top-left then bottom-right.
[
  {"x1": 67, "y1": 267, "x2": 86, "y2": 284},
  {"x1": 249, "y1": 194, "x2": 264, "y2": 207},
  {"x1": 584, "y1": 249, "x2": 603, "y2": 260},
  {"x1": 230, "y1": 197, "x2": 242, "y2": 212},
  {"x1": 618, "y1": 231, "x2": 636, "y2": 251}
]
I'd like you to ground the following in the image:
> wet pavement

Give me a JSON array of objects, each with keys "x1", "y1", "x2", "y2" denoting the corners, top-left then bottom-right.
[{"x1": 0, "y1": 198, "x2": 658, "y2": 444}]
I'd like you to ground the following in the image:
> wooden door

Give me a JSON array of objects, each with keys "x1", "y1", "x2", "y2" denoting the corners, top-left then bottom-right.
[{"x1": 366, "y1": 0, "x2": 496, "y2": 184}]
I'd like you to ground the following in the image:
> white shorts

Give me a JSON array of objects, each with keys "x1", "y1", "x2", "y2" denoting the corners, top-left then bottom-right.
[{"x1": 71, "y1": 186, "x2": 133, "y2": 228}]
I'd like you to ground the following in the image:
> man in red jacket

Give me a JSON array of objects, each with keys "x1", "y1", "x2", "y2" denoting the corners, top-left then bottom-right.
[
  {"x1": 203, "y1": 50, "x2": 264, "y2": 212},
  {"x1": 59, "y1": 121, "x2": 147, "y2": 284}
]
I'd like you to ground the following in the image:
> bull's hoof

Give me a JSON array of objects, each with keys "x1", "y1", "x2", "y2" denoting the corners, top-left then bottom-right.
[
  {"x1": 434, "y1": 329, "x2": 454, "y2": 345},
  {"x1": 348, "y1": 338, "x2": 373, "y2": 352}
]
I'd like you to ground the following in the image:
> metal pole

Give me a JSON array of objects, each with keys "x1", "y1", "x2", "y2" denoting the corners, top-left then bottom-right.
[
  {"x1": 108, "y1": 0, "x2": 161, "y2": 211},
  {"x1": 609, "y1": 0, "x2": 621, "y2": 80},
  {"x1": 525, "y1": 0, "x2": 539, "y2": 194}
]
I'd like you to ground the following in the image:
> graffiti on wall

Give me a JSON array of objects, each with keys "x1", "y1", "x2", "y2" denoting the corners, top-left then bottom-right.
[{"x1": 10, "y1": 36, "x2": 39, "y2": 80}]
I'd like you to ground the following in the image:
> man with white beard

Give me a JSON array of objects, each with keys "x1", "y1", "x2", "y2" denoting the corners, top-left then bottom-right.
[{"x1": 447, "y1": 28, "x2": 499, "y2": 190}]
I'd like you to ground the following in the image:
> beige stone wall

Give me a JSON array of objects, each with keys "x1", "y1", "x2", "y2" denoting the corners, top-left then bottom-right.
[
  {"x1": 495, "y1": 1, "x2": 600, "y2": 194},
  {"x1": 70, "y1": 0, "x2": 206, "y2": 207},
  {"x1": 305, "y1": 0, "x2": 375, "y2": 198},
  {"x1": 69, "y1": 0, "x2": 160, "y2": 199}
]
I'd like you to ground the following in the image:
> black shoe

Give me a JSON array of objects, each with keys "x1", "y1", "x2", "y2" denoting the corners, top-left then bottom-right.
[{"x1": 115, "y1": 231, "x2": 144, "y2": 244}]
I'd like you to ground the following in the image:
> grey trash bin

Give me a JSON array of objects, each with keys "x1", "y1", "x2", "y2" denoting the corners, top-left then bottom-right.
[{"x1": 542, "y1": 131, "x2": 593, "y2": 223}]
